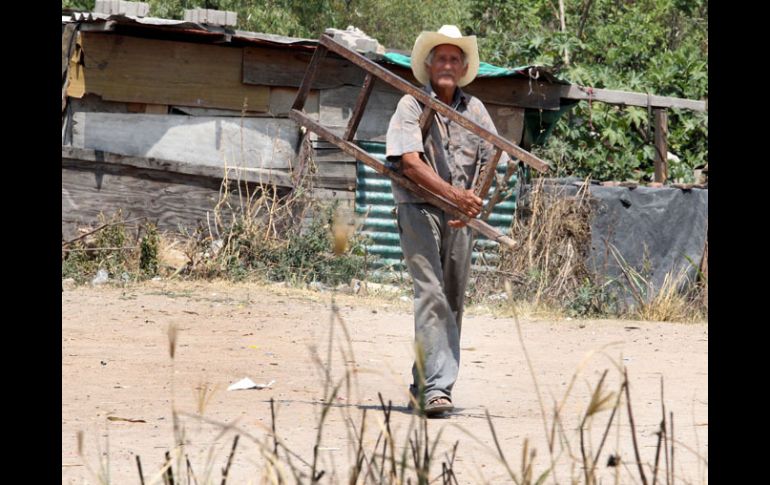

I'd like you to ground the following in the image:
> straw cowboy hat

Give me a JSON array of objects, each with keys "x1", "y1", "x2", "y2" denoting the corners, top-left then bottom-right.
[{"x1": 410, "y1": 25, "x2": 479, "y2": 88}]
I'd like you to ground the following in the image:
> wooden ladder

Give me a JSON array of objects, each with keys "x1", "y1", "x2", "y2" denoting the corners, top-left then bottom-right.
[{"x1": 289, "y1": 34, "x2": 551, "y2": 248}]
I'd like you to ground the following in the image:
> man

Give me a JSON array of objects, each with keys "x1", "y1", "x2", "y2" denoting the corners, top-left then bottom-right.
[{"x1": 386, "y1": 25, "x2": 509, "y2": 416}]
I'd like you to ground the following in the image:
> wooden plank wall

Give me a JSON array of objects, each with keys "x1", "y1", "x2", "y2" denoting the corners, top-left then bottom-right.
[
  {"x1": 62, "y1": 157, "x2": 265, "y2": 239},
  {"x1": 243, "y1": 47, "x2": 365, "y2": 89},
  {"x1": 67, "y1": 32, "x2": 270, "y2": 112}
]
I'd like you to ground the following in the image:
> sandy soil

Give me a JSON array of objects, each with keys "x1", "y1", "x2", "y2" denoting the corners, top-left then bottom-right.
[{"x1": 62, "y1": 280, "x2": 707, "y2": 484}]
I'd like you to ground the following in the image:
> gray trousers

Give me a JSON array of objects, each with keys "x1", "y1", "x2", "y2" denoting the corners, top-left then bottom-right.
[{"x1": 397, "y1": 203, "x2": 474, "y2": 402}]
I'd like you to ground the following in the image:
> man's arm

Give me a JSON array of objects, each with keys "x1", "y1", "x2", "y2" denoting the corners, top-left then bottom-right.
[{"x1": 400, "y1": 151, "x2": 482, "y2": 219}]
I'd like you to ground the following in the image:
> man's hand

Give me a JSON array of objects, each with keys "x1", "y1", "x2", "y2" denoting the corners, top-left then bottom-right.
[
  {"x1": 447, "y1": 188, "x2": 481, "y2": 229},
  {"x1": 400, "y1": 152, "x2": 482, "y2": 227},
  {"x1": 451, "y1": 187, "x2": 482, "y2": 218}
]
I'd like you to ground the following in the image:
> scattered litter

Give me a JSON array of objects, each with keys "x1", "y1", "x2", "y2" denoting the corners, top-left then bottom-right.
[
  {"x1": 227, "y1": 377, "x2": 275, "y2": 391},
  {"x1": 92, "y1": 269, "x2": 109, "y2": 286},
  {"x1": 107, "y1": 416, "x2": 146, "y2": 423},
  {"x1": 309, "y1": 281, "x2": 327, "y2": 292},
  {"x1": 351, "y1": 279, "x2": 364, "y2": 294}
]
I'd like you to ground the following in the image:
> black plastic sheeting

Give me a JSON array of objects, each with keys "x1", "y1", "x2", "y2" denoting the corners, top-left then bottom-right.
[{"x1": 521, "y1": 179, "x2": 708, "y2": 308}]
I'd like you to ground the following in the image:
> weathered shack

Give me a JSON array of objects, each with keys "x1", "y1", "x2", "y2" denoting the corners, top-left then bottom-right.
[{"x1": 61, "y1": 13, "x2": 571, "y2": 246}]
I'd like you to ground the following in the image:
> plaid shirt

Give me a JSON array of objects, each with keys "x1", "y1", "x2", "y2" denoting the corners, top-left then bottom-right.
[{"x1": 386, "y1": 84, "x2": 509, "y2": 204}]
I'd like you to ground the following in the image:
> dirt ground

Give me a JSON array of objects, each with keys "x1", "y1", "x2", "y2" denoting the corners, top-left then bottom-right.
[{"x1": 62, "y1": 280, "x2": 707, "y2": 484}]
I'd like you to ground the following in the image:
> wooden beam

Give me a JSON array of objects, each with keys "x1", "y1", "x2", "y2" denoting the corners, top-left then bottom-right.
[
  {"x1": 63, "y1": 146, "x2": 295, "y2": 187},
  {"x1": 465, "y1": 76, "x2": 561, "y2": 110},
  {"x1": 62, "y1": 23, "x2": 78, "y2": 81},
  {"x1": 291, "y1": 45, "x2": 328, "y2": 111},
  {"x1": 559, "y1": 84, "x2": 706, "y2": 112},
  {"x1": 344, "y1": 73, "x2": 375, "y2": 141},
  {"x1": 654, "y1": 108, "x2": 668, "y2": 183}
]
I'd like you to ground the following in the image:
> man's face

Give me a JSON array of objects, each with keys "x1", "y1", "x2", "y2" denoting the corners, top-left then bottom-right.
[{"x1": 427, "y1": 44, "x2": 468, "y2": 91}]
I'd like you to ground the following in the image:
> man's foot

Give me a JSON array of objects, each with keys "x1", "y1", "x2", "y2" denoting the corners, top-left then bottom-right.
[{"x1": 424, "y1": 396, "x2": 453, "y2": 416}]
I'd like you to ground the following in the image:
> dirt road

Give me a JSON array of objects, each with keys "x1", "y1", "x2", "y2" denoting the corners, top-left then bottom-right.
[{"x1": 62, "y1": 280, "x2": 708, "y2": 484}]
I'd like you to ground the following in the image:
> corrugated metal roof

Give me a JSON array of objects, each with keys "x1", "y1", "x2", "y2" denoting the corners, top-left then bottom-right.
[{"x1": 63, "y1": 12, "x2": 318, "y2": 48}]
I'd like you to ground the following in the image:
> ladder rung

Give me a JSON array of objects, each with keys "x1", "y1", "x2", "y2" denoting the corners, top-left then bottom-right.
[{"x1": 344, "y1": 73, "x2": 376, "y2": 141}]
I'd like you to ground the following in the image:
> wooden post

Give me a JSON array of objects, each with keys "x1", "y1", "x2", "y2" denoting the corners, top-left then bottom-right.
[
  {"x1": 700, "y1": 234, "x2": 708, "y2": 306},
  {"x1": 654, "y1": 108, "x2": 668, "y2": 183}
]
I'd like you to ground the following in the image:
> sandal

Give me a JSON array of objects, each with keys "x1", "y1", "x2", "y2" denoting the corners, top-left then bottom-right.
[{"x1": 424, "y1": 396, "x2": 453, "y2": 416}]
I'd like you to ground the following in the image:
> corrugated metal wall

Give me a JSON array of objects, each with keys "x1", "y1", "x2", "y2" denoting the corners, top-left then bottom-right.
[{"x1": 355, "y1": 141, "x2": 516, "y2": 269}]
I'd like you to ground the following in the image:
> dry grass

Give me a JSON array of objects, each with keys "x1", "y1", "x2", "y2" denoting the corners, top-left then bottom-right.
[
  {"x1": 609, "y1": 245, "x2": 707, "y2": 323},
  {"x1": 472, "y1": 177, "x2": 598, "y2": 317}
]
